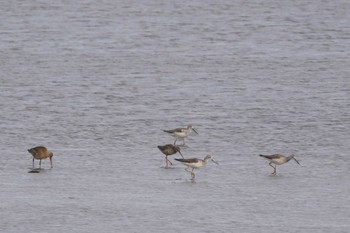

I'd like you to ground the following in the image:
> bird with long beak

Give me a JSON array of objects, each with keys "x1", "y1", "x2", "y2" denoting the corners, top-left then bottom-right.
[
  {"x1": 175, "y1": 155, "x2": 218, "y2": 181},
  {"x1": 157, "y1": 144, "x2": 184, "y2": 167},
  {"x1": 163, "y1": 125, "x2": 198, "y2": 145},
  {"x1": 28, "y1": 146, "x2": 53, "y2": 169},
  {"x1": 259, "y1": 154, "x2": 300, "y2": 175}
]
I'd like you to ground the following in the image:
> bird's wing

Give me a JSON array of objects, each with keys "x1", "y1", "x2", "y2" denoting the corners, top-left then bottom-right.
[
  {"x1": 174, "y1": 158, "x2": 199, "y2": 163},
  {"x1": 163, "y1": 129, "x2": 175, "y2": 133},
  {"x1": 163, "y1": 128, "x2": 184, "y2": 133},
  {"x1": 260, "y1": 154, "x2": 282, "y2": 159}
]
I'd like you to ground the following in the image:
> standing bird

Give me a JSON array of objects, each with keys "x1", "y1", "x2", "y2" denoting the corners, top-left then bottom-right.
[
  {"x1": 175, "y1": 155, "x2": 218, "y2": 180},
  {"x1": 163, "y1": 125, "x2": 198, "y2": 145},
  {"x1": 28, "y1": 146, "x2": 53, "y2": 169},
  {"x1": 157, "y1": 144, "x2": 184, "y2": 167},
  {"x1": 259, "y1": 154, "x2": 300, "y2": 175}
]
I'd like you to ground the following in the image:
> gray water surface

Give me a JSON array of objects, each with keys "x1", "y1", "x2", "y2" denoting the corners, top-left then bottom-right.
[{"x1": 1, "y1": 1, "x2": 349, "y2": 232}]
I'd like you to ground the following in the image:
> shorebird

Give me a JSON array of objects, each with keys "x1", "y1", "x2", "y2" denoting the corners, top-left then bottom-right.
[
  {"x1": 163, "y1": 125, "x2": 198, "y2": 145},
  {"x1": 157, "y1": 144, "x2": 184, "y2": 167},
  {"x1": 175, "y1": 155, "x2": 218, "y2": 180},
  {"x1": 259, "y1": 154, "x2": 300, "y2": 175},
  {"x1": 28, "y1": 146, "x2": 53, "y2": 169}
]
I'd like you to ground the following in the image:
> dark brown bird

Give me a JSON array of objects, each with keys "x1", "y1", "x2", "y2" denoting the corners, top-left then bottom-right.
[
  {"x1": 28, "y1": 146, "x2": 53, "y2": 169},
  {"x1": 157, "y1": 144, "x2": 184, "y2": 167}
]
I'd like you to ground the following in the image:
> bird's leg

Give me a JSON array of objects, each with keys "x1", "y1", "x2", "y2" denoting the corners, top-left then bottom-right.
[
  {"x1": 165, "y1": 157, "x2": 171, "y2": 167},
  {"x1": 269, "y1": 162, "x2": 276, "y2": 175},
  {"x1": 185, "y1": 166, "x2": 192, "y2": 173},
  {"x1": 272, "y1": 166, "x2": 277, "y2": 175},
  {"x1": 174, "y1": 138, "x2": 178, "y2": 145},
  {"x1": 166, "y1": 156, "x2": 172, "y2": 166},
  {"x1": 182, "y1": 138, "x2": 186, "y2": 145},
  {"x1": 191, "y1": 168, "x2": 195, "y2": 180},
  {"x1": 39, "y1": 159, "x2": 42, "y2": 169},
  {"x1": 32, "y1": 157, "x2": 35, "y2": 168},
  {"x1": 50, "y1": 157, "x2": 53, "y2": 168}
]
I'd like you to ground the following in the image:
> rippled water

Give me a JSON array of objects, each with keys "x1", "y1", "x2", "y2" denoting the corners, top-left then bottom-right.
[{"x1": 1, "y1": 1, "x2": 350, "y2": 232}]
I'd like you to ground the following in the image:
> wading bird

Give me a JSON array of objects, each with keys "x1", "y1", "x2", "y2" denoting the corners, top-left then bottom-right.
[
  {"x1": 259, "y1": 154, "x2": 300, "y2": 175},
  {"x1": 175, "y1": 155, "x2": 218, "y2": 181},
  {"x1": 28, "y1": 146, "x2": 53, "y2": 169},
  {"x1": 163, "y1": 125, "x2": 198, "y2": 145},
  {"x1": 157, "y1": 144, "x2": 184, "y2": 167}
]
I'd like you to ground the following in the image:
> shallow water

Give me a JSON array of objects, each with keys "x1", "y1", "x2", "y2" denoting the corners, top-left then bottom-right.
[{"x1": 1, "y1": 0, "x2": 350, "y2": 232}]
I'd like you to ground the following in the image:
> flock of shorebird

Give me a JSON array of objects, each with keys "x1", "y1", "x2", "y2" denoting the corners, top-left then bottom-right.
[
  {"x1": 157, "y1": 125, "x2": 218, "y2": 181},
  {"x1": 156, "y1": 124, "x2": 301, "y2": 181},
  {"x1": 27, "y1": 124, "x2": 301, "y2": 179}
]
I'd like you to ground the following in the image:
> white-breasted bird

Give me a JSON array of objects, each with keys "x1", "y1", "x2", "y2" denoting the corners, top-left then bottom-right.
[
  {"x1": 259, "y1": 154, "x2": 300, "y2": 175},
  {"x1": 163, "y1": 125, "x2": 198, "y2": 145},
  {"x1": 175, "y1": 155, "x2": 218, "y2": 180}
]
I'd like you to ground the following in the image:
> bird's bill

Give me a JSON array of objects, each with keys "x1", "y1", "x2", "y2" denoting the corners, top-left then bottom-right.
[
  {"x1": 211, "y1": 158, "x2": 219, "y2": 165},
  {"x1": 178, "y1": 151, "x2": 184, "y2": 158},
  {"x1": 293, "y1": 157, "x2": 301, "y2": 165},
  {"x1": 192, "y1": 128, "x2": 198, "y2": 134}
]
